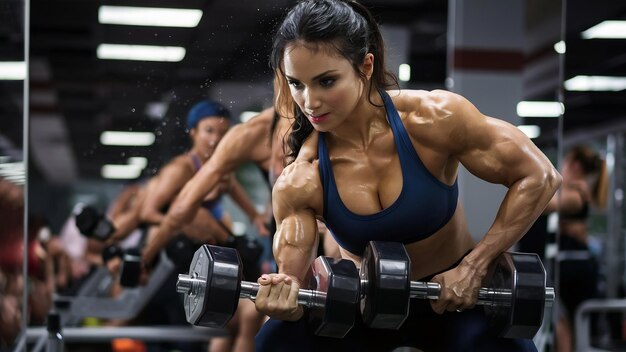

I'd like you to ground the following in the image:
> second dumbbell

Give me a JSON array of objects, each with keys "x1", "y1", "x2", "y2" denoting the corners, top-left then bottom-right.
[{"x1": 176, "y1": 245, "x2": 360, "y2": 338}]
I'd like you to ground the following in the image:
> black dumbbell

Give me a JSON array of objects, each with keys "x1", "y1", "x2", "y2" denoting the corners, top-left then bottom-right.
[
  {"x1": 176, "y1": 245, "x2": 360, "y2": 338},
  {"x1": 102, "y1": 245, "x2": 124, "y2": 264},
  {"x1": 101, "y1": 245, "x2": 142, "y2": 288},
  {"x1": 119, "y1": 247, "x2": 142, "y2": 287},
  {"x1": 74, "y1": 204, "x2": 116, "y2": 241},
  {"x1": 359, "y1": 241, "x2": 555, "y2": 339}
]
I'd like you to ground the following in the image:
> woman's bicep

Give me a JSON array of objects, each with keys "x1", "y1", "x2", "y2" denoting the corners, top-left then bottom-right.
[
  {"x1": 273, "y1": 209, "x2": 319, "y2": 284},
  {"x1": 271, "y1": 162, "x2": 322, "y2": 284},
  {"x1": 454, "y1": 110, "x2": 554, "y2": 188}
]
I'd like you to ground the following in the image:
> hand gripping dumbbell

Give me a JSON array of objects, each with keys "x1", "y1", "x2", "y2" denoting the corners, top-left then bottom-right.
[
  {"x1": 176, "y1": 245, "x2": 360, "y2": 338},
  {"x1": 358, "y1": 241, "x2": 555, "y2": 339},
  {"x1": 74, "y1": 204, "x2": 116, "y2": 241},
  {"x1": 101, "y1": 245, "x2": 143, "y2": 288}
]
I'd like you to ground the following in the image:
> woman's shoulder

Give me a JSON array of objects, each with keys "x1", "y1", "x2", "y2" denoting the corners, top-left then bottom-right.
[
  {"x1": 387, "y1": 89, "x2": 475, "y2": 155},
  {"x1": 388, "y1": 89, "x2": 464, "y2": 122},
  {"x1": 159, "y1": 154, "x2": 195, "y2": 177},
  {"x1": 273, "y1": 133, "x2": 322, "y2": 210}
]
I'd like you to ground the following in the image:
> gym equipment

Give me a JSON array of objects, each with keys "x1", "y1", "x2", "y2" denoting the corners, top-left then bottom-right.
[
  {"x1": 102, "y1": 245, "x2": 124, "y2": 264},
  {"x1": 74, "y1": 204, "x2": 115, "y2": 241},
  {"x1": 165, "y1": 233, "x2": 263, "y2": 278},
  {"x1": 119, "y1": 248, "x2": 142, "y2": 287},
  {"x1": 359, "y1": 241, "x2": 555, "y2": 339},
  {"x1": 178, "y1": 241, "x2": 554, "y2": 340},
  {"x1": 100, "y1": 244, "x2": 142, "y2": 288},
  {"x1": 176, "y1": 245, "x2": 360, "y2": 338}
]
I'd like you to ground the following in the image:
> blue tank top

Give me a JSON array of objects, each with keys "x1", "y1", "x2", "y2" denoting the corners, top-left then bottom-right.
[
  {"x1": 318, "y1": 90, "x2": 459, "y2": 255},
  {"x1": 190, "y1": 154, "x2": 225, "y2": 220}
]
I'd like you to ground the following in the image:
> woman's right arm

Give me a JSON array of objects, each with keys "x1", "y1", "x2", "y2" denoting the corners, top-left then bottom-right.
[
  {"x1": 255, "y1": 160, "x2": 321, "y2": 321},
  {"x1": 139, "y1": 162, "x2": 191, "y2": 225},
  {"x1": 141, "y1": 122, "x2": 265, "y2": 265}
]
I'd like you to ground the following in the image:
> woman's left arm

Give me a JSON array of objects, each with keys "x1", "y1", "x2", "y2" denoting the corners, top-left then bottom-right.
[
  {"x1": 414, "y1": 91, "x2": 562, "y2": 312},
  {"x1": 448, "y1": 93, "x2": 561, "y2": 270}
]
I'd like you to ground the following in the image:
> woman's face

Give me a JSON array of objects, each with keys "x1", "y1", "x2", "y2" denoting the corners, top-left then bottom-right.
[
  {"x1": 282, "y1": 43, "x2": 369, "y2": 132},
  {"x1": 190, "y1": 117, "x2": 230, "y2": 158}
]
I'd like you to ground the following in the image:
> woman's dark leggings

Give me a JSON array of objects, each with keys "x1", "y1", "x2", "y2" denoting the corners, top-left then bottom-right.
[{"x1": 256, "y1": 298, "x2": 537, "y2": 352}]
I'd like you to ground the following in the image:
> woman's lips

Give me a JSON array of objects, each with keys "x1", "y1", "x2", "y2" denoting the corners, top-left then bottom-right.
[{"x1": 310, "y1": 113, "x2": 329, "y2": 123}]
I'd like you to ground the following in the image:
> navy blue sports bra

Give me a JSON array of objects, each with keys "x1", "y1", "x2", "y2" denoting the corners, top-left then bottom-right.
[{"x1": 318, "y1": 90, "x2": 459, "y2": 255}]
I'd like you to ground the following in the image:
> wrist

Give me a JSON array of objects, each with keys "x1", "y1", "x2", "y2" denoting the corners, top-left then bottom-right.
[
  {"x1": 460, "y1": 250, "x2": 492, "y2": 279},
  {"x1": 283, "y1": 305, "x2": 305, "y2": 321}
]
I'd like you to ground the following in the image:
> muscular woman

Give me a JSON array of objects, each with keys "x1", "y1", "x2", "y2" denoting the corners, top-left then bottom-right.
[{"x1": 254, "y1": 1, "x2": 561, "y2": 351}]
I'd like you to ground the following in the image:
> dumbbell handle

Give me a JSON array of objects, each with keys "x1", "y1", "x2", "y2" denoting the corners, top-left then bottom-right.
[
  {"x1": 409, "y1": 281, "x2": 555, "y2": 308},
  {"x1": 240, "y1": 281, "x2": 327, "y2": 309},
  {"x1": 176, "y1": 274, "x2": 327, "y2": 309}
]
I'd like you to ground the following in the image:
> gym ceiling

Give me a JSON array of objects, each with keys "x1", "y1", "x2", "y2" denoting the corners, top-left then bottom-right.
[{"x1": 0, "y1": 0, "x2": 624, "y2": 182}]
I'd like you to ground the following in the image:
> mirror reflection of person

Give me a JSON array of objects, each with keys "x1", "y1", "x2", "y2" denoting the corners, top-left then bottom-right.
[
  {"x1": 139, "y1": 100, "x2": 266, "y2": 239},
  {"x1": 136, "y1": 100, "x2": 271, "y2": 352},
  {"x1": 253, "y1": 1, "x2": 561, "y2": 351},
  {"x1": 544, "y1": 145, "x2": 607, "y2": 352},
  {"x1": 141, "y1": 99, "x2": 340, "y2": 351}
]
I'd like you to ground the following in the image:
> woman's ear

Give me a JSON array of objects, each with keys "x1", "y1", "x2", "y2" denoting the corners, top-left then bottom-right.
[{"x1": 362, "y1": 53, "x2": 374, "y2": 80}]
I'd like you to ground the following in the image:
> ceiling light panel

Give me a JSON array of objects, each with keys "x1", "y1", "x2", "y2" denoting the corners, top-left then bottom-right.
[{"x1": 99, "y1": 6, "x2": 203, "y2": 28}]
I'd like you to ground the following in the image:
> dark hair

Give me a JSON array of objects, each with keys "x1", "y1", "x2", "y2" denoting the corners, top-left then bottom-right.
[
  {"x1": 271, "y1": 0, "x2": 398, "y2": 162},
  {"x1": 567, "y1": 145, "x2": 608, "y2": 208}
]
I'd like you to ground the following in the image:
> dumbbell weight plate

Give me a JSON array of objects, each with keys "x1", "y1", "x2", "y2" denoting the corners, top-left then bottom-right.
[
  {"x1": 74, "y1": 205, "x2": 100, "y2": 236},
  {"x1": 360, "y1": 241, "x2": 411, "y2": 329},
  {"x1": 120, "y1": 248, "x2": 141, "y2": 287},
  {"x1": 484, "y1": 252, "x2": 547, "y2": 339},
  {"x1": 307, "y1": 256, "x2": 360, "y2": 338},
  {"x1": 93, "y1": 219, "x2": 115, "y2": 242},
  {"x1": 184, "y1": 245, "x2": 242, "y2": 328}
]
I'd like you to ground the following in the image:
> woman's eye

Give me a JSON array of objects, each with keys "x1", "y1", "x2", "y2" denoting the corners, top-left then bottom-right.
[
  {"x1": 288, "y1": 81, "x2": 303, "y2": 89},
  {"x1": 320, "y1": 78, "x2": 335, "y2": 87}
]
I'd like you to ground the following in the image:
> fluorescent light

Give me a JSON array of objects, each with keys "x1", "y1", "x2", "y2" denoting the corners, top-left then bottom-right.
[
  {"x1": 582, "y1": 21, "x2": 626, "y2": 39},
  {"x1": 554, "y1": 41, "x2": 566, "y2": 54},
  {"x1": 564, "y1": 75, "x2": 626, "y2": 91},
  {"x1": 516, "y1": 101, "x2": 564, "y2": 118},
  {"x1": 517, "y1": 125, "x2": 541, "y2": 139},
  {"x1": 100, "y1": 131, "x2": 155, "y2": 146},
  {"x1": 97, "y1": 44, "x2": 186, "y2": 62},
  {"x1": 99, "y1": 6, "x2": 202, "y2": 28},
  {"x1": 101, "y1": 164, "x2": 143, "y2": 179},
  {"x1": 0, "y1": 161, "x2": 25, "y2": 184},
  {"x1": 398, "y1": 64, "x2": 411, "y2": 82},
  {"x1": 239, "y1": 111, "x2": 260, "y2": 123},
  {"x1": 0, "y1": 61, "x2": 26, "y2": 80},
  {"x1": 128, "y1": 157, "x2": 148, "y2": 168}
]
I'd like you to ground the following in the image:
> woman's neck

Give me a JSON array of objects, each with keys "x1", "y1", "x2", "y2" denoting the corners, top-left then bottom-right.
[{"x1": 327, "y1": 89, "x2": 388, "y2": 149}]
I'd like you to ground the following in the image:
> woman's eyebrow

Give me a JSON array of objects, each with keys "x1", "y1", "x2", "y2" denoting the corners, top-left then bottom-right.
[{"x1": 285, "y1": 70, "x2": 338, "y2": 82}]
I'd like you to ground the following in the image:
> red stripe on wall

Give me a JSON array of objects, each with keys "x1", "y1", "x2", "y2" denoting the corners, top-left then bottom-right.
[{"x1": 453, "y1": 48, "x2": 524, "y2": 72}]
